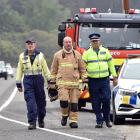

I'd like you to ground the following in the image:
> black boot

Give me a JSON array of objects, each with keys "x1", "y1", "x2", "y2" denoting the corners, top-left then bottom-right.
[
  {"x1": 69, "y1": 122, "x2": 78, "y2": 128},
  {"x1": 95, "y1": 123, "x2": 103, "y2": 128},
  {"x1": 61, "y1": 116, "x2": 68, "y2": 126},
  {"x1": 28, "y1": 123, "x2": 36, "y2": 130},
  {"x1": 38, "y1": 121, "x2": 45, "y2": 128},
  {"x1": 105, "y1": 121, "x2": 112, "y2": 128}
]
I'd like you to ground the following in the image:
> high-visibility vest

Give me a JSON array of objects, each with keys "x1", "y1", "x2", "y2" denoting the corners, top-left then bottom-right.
[
  {"x1": 16, "y1": 51, "x2": 50, "y2": 84},
  {"x1": 82, "y1": 46, "x2": 117, "y2": 78}
]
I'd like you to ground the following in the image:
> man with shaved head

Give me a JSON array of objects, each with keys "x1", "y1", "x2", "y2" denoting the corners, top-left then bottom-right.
[{"x1": 50, "y1": 36, "x2": 87, "y2": 128}]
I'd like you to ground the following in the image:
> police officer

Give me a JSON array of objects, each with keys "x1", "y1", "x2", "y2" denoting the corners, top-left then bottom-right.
[
  {"x1": 82, "y1": 33, "x2": 117, "y2": 128},
  {"x1": 50, "y1": 36, "x2": 87, "y2": 128},
  {"x1": 16, "y1": 37, "x2": 50, "y2": 130}
]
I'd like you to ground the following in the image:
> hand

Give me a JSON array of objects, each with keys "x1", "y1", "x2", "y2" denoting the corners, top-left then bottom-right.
[
  {"x1": 48, "y1": 80, "x2": 56, "y2": 89},
  {"x1": 18, "y1": 88, "x2": 23, "y2": 92},
  {"x1": 82, "y1": 78, "x2": 88, "y2": 83},
  {"x1": 113, "y1": 77, "x2": 118, "y2": 87}
]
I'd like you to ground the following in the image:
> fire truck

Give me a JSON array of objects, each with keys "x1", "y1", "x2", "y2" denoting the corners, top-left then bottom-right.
[{"x1": 58, "y1": 3, "x2": 140, "y2": 109}]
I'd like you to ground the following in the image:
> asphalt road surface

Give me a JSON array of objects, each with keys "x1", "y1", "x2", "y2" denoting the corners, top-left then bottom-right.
[{"x1": 0, "y1": 76, "x2": 140, "y2": 140}]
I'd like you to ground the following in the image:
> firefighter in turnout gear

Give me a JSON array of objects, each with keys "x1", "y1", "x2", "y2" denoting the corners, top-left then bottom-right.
[
  {"x1": 16, "y1": 37, "x2": 50, "y2": 130},
  {"x1": 50, "y1": 36, "x2": 87, "y2": 128},
  {"x1": 82, "y1": 33, "x2": 117, "y2": 128}
]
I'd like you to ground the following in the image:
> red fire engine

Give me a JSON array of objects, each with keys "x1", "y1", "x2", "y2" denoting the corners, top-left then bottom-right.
[{"x1": 58, "y1": 3, "x2": 140, "y2": 109}]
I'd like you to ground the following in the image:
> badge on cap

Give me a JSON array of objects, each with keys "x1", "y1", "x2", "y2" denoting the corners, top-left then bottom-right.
[{"x1": 89, "y1": 33, "x2": 100, "y2": 41}]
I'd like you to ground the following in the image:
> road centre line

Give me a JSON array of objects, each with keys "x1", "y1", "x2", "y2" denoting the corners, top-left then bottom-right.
[{"x1": 0, "y1": 87, "x2": 93, "y2": 140}]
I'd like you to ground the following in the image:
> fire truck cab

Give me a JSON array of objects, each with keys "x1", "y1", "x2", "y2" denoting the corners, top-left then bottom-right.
[{"x1": 58, "y1": 8, "x2": 140, "y2": 109}]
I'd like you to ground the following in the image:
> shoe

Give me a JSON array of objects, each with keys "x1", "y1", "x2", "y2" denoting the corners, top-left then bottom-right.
[
  {"x1": 69, "y1": 122, "x2": 78, "y2": 128},
  {"x1": 28, "y1": 123, "x2": 36, "y2": 130},
  {"x1": 61, "y1": 116, "x2": 68, "y2": 126},
  {"x1": 39, "y1": 121, "x2": 45, "y2": 128},
  {"x1": 105, "y1": 121, "x2": 112, "y2": 128},
  {"x1": 95, "y1": 123, "x2": 103, "y2": 128}
]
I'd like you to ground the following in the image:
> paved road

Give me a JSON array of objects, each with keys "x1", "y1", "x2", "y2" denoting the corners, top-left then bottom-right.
[{"x1": 0, "y1": 76, "x2": 140, "y2": 140}]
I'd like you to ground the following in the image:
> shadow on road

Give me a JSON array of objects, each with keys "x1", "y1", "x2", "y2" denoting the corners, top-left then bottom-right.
[{"x1": 125, "y1": 119, "x2": 140, "y2": 125}]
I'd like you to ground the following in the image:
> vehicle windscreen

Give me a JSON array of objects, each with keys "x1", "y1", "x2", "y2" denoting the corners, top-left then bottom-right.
[
  {"x1": 121, "y1": 63, "x2": 140, "y2": 79},
  {"x1": 78, "y1": 23, "x2": 140, "y2": 50}
]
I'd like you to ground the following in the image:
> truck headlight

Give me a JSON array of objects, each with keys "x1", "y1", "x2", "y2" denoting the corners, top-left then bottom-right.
[{"x1": 119, "y1": 89, "x2": 137, "y2": 96}]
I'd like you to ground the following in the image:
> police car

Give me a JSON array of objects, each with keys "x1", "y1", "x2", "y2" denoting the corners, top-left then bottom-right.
[{"x1": 112, "y1": 57, "x2": 140, "y2": 125}]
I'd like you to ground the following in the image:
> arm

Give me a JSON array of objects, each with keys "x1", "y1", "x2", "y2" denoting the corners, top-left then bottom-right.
[
  {"x1": 41, "y1": 54, "x2": 50, "y2": 84},
  {"x1": 50, "y1": 53, "x2": 58, "y2": 81},
  {"x1": 106, "y1": 50, "x2": 117, "y2": 77},
  {"x1": 16, "y1": 54, "x2": 23, "y2": 92},
  {"x1": 106, "y1": 50, "x2": 118, "y2": 86},
  {"x1": 77, "y1": 52, "x2": 87, "y2": 81}
]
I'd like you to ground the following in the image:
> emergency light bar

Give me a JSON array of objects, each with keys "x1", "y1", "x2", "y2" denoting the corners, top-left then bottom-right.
[{"x1": 79, "y1": 8, "x2": 97, "y2": 14}]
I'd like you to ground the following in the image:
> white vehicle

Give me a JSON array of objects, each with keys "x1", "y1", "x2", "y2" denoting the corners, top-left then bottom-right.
[
  {"x1": 112, "y1": 57, "x2": 140, "y2": 125},
  {"x1": 6, "y1": 63, "x2": 14, "y2": 78},
  {"x1": 0, "y1": 61, "x2": 8, "y2": 80}
]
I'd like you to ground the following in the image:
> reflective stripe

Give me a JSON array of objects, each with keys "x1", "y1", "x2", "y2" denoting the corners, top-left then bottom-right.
[
  {"x1": 87, "y1": 70, "x2": 108, "y2": 74},
  {"x1": 107, "y1": 57, "x2": 112, "y2": 61},
  {"x1": 87, "y1": 58, "x2": 112, "y2": 63},
  {"x1": 23, "y1": 55, "x2": 29, "y2": 75},
  {"x1": 122, "y1": 96, "x2": 130, "y2": 104},
  {"x1": 24, "y1": 69, "x2": 42, "y2": 75},
  {"x1": 69, "y1": 120, "x2": 77, "y2": 123},
  {"x1": 100, "y1": 51, "x2": 106, "y2": 54},
  {"x1": 50, "y1": 75, "x2": 56, "y2": 79},
  {"x1": 36, "y1": 54, "x2": 42, "y2": 73},
  {"x1": 60, "y1": 63, "x2": 73, "y2": 67},
  {"x1": 130, "y1": 95, "x2": 137, "y2": 105},
  {"x1": 57, "y1": 80, "x2": 79, "y2": 87},
  {"x1": 16, "y1": 80, "x2": 21, "y2": 84}
]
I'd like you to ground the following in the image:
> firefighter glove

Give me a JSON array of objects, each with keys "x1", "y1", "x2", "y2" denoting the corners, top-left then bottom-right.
[{"x1": 48, "y1": 80, "x2": 56, "y2": 89}]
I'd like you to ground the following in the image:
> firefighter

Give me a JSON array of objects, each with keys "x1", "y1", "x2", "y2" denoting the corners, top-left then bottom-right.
[
  {"x1": 50, "y1": 36, "x2": 87, "y2": 128},
  {"x1": 82, "y1": 33, "x2": 118, "y2": 128},
  {"x1": 16, "y1": 37, "x2": 50, "y2": 130}
]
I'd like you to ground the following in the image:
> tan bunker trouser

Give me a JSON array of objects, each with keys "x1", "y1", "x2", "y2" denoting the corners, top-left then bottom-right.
[{"x1": 58, "y1": 87, "x2": 80, "y2": 123}]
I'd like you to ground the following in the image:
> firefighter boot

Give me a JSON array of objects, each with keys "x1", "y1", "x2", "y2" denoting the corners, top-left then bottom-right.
[
  {"x1": 69, "y1": 122, "x2": 78, "y2": 128},
  {"x1": 69, "y1": 103, "x2": 78, "y2": 128},
  {"x1": 61, "y1": 116, "x2": 68, "y2": 126},
  {"x1": 60, "y1": 101, "x2": 69, "y2": 126}
]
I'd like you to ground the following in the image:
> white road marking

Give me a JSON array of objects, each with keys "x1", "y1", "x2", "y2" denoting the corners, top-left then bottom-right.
[
  {"x1": 0, "y1": 115, "x2": 92, "y2": 140},
  {"x1": 0, "y1": 87, "x2": 17, "y2": 112},
  {"x1": 0, "y1": 87, "x2": 93, "y2": 140}
]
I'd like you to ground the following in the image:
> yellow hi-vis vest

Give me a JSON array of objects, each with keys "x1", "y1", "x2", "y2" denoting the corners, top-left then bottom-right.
[
  {"x1": 16, "y1": 52, "x2": 50, "y2": 85},
  {"x1": 82, "y1": 46, "x2": 117, "y2": 78}
]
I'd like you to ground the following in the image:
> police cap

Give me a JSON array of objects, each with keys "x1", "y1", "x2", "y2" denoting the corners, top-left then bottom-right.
[{"x1": 89, "y1": 33, "x2": 100, "y2": 41}]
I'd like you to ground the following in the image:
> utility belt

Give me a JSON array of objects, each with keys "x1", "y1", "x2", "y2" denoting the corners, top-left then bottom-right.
[{"x1": 88, "y1": 76, "x2": 109, "y2": 80}]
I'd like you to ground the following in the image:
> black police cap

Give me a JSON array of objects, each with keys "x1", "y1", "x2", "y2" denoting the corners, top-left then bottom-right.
[{"x1": 89, "y1": 33, "x2": 101, "y2": 41}]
